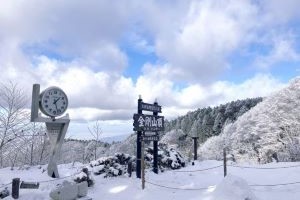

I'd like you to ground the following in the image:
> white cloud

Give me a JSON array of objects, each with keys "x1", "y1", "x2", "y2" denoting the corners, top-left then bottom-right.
[
  {"x1": 136, "y1": 72, "x2": 285, "y2": 115},
  {"x1": 0, "y1": 0, "x2": 298, "y2": 138},
  {"x1": 254, "y1": 37, "x2": 300, "y2": 69},
  {"x1": 0, "y1": 0, "x2": 133, "y2": 73},
  {"x1": 141, "y1": 0, "x2": 259, "y2": 83},
  {"x1": 261, "y1": 0, "x2": 300, "y2": 25}
]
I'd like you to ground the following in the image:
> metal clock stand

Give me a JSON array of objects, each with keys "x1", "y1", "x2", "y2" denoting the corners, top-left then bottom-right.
[{"x1": 30, "y1": 84, "x2": 70, "y2": 178}]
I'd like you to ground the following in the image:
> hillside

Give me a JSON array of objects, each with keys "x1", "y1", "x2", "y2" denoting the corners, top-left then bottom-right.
[
  {"x1": 165, "y1": 97, "x2": 262, "y2": 140},
  {"x1": 159, "y1": 98, "x2": 262, "y2": 158},
  {"x1": 199, "y1": 77, "x2": 300, "y2": 163}
]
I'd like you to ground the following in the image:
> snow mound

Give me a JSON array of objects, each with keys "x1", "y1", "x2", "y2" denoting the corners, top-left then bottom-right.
[{"x1": 211, "y1": 174, "x2": 259, "y2": 200}]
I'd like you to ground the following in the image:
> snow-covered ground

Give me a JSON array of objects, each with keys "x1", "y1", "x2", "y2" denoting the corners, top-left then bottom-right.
[{"x1": 1, "y1": 160, "x2": 300, "y2": 200}]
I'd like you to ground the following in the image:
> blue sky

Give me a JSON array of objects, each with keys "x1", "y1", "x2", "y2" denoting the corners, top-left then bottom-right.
[{"x1": 0, "y1": 0, "x2": 300, "y2": 139}]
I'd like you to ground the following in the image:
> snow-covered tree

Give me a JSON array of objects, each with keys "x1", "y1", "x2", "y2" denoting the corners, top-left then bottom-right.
[
  {"x1": 199, "y1": 78, "x2": 300, "y2": 163},
  {"x1": 88, "y1": 120, "x2": 103, "y2": 160},
  {"x1": 0, "y1": 82, "x2": 29, "y2": 167}
]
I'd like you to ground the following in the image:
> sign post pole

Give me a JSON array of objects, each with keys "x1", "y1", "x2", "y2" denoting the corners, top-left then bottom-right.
[
  {"x1": 136, "y1": 96, "x2": 142, "y2": 179},
  {"x1": 141, "y1": 138, "x2": 145, "y2": 189},
  {"x1": 133, "y1": 96, "x2": 164, "y2": 178},
  {"x1": 192, "y1": 136, "x2": 199, "y2": 161},
  {"x1": 153, "y1": 101, "x2": 158, "y2": 174}
]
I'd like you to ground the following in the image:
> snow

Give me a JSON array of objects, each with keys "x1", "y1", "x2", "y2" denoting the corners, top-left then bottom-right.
[
  {"x1": 74, "y1": 172, "x2": 87, "y2": 180},
  {"x1": 211, "y1": 174, "x2": 259, "y2": 200},
  {"x1": 1, "y1": 160, "x2": 300, "y2": 199}
]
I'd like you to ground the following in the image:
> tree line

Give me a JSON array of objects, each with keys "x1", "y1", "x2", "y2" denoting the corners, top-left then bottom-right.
[{"x1": 164, "y1": 97, "x2": 263, "y2": 144}]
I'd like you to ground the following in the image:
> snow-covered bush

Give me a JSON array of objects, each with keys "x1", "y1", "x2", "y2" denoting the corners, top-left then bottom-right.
[
  {"x1": 160, "y1": 129, "x2": 192, "y2": 159},
  {"x1": 89, "y1": 153, "x2": 135, "y2": 178},
  {"x1": 145, "y1": 144, "x2": 185, "y2": 171},
  {"x1": 73, "y1": 167, "x2": 94, "y2": 187},
  {"x1": 0, "y1": 187, "x2": 9, "y2": 199}
]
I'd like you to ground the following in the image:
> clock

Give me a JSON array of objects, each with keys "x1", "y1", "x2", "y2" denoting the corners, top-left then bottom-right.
[{"x1": 39, "y1": 87, "x2": 68, "y2": 117}]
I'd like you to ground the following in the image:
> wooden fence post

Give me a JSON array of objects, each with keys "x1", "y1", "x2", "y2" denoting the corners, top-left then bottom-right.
[
  {"x1": 223, "y1": 148, "x2": 227, "y2": 177},
  {"x1": 12, "y1": 178, "x2": 20, "y2": 199}
]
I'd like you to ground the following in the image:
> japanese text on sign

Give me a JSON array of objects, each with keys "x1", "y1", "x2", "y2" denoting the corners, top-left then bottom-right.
[
  {"x1": 133, "y1": 114, "x2": 164, "y2": 132},
  {"x1": 140, "y1": 102, "x2": 162, "y2": 113}
]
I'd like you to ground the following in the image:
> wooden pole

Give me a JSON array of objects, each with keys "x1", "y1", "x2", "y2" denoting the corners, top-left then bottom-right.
[
  {"x1": 141, "y1": 139, "x2": 145, "y2": 189},
  {"x1": 153, "y1": 101, "x2": 158, "y2": 174},
  {"x1": 12, "y1": 178, "x2": 20, "y2": 199},
  {"x1": 136, "y1": 97, "x2": 142, "y2": 178},
  {"x1": 192, "y1": 137, "x2": 198, "y2": 161},
  {"x1": 223, "y1": 148, "x2": 227, "y2": 177}
]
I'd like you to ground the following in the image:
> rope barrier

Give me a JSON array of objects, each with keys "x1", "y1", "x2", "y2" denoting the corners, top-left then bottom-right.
[
  {"x1": 145, "y1": 180, "x2": 214, "y2": 190},
  {"x1": 145, "y1": 179, "x2": 300, "y2": 191},
  {"x1": 228, "y1": 164, "x2": 300, "y2": 169},
  {"x1": 0, "y1": 182, "x2": 12, "y2": 189},
  {"x1": 249, "y1": 181, "x2": 300, "y2": 187},
  {"x1": 0, "y1": 172, "x2": 78, "y2": 189},
  {"x1": 39, "y1": 173, "x2": 77, "y2": 183},
  {"x1": 173, "y1": 165, "x2": 223, "y2": 173}
]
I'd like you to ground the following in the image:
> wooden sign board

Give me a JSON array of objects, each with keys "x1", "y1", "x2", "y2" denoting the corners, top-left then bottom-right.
[
  {"x1": 140, "y1": 102, "x2": 162, "y2": 113},
  {"x1": 142, "y1": 135, "x2": 159, "y2": 141},
  {"x1": 133, "y1": 114, "x2": 164, "y2": 132}
]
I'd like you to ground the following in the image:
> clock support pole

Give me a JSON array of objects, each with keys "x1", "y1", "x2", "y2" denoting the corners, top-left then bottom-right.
[
  {"x1": 30, "y1": 84, "x2": 70, "y2": 178},
  {"x1": 45, "y1": 120, "x2": 70, "y2": 178}
]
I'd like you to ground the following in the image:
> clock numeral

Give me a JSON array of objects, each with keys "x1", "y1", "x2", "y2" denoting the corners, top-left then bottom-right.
[
  {"x1": 57, "y1": 109, "x2": 61, "y2": 113},
  {"x1": 45, "y1": 95, "x2": 49, "y2": 99},
  {"x1": 49, "y1": 108, "x2": 52, "y2": 111},
  {"x1": 45, "y1": 105, "x2": 48, "y2": 108},
  {"x1": 53, "y1": 111, "x2": 56, "y2": 115},
  {"x1": 61, "y1": 106, "x2": 64, "y2": 110},
  {"x1": 62, "y1": 97, "x2": 65, "y2": 100},
  {"x1": 44, "y1": 100, "x2": 48, "y2": 103},
  {"x1": 54, "y1": 90, "x2": 57, "y2": 94}
]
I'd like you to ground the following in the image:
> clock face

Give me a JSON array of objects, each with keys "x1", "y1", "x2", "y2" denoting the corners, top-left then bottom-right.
[{"x1": 39, "y1": 87, "x2": 68, "y2": 117}]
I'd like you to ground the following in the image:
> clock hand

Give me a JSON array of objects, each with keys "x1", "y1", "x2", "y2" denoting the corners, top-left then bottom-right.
[
  {"x1": 55, "y1": 103, "x2": 58, "y2": 112},
  {"x1": 53, "y1": 97, "x2": 61, "y2": 104}
]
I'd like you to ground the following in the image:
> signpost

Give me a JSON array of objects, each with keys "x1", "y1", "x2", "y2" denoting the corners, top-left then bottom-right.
[
  {"x1": 140, "y1": 102, "x2": 162, "y2": 113},
  {"x1": 133, "y1": 96, "x2": 164, "y2": 180},
  {"x1": 142, "y1": 133, "x2": 159, "y2": 142},
  {"x1": 133, "y1": 114, "x2": 164, "y2": 132}
]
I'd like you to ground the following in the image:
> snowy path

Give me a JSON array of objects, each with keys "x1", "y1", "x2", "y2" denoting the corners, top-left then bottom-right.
[{"x1": 1, "y1": 161, "x2": 300, "y2": 199}]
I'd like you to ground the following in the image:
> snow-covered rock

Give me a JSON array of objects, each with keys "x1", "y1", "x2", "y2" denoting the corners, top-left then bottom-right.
[{"x1": 211, "y1": 174, "x2": 259, "y2": 200}]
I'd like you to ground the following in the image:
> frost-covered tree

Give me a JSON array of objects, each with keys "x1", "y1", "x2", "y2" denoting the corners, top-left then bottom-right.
[
  {"x1": 88, "y1": 120, "x2": 103, "y2": 160},
  {"x1": 0, "y1": 82, "x2": 29, "y2": 167},
  {"x1": 188, "y1": 121, "x2": 198, "y2": 137},
  {"x1": 213, "y1": 112, "x2": 225, "y2": 135},
  {"x1": 199, "y1": 78, "x2": 300, "y2": 163},
  {"x1": 165, "y1": 98, "x2": 262, "y2": 140}
]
